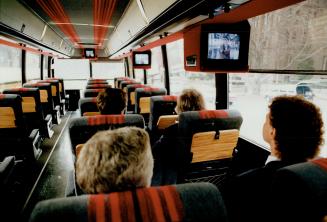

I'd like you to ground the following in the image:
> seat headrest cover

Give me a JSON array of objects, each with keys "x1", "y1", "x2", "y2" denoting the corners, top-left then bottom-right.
[
  {"x1": 88, "y1": 185, "x2": 184, "y2": 222},
  {"x1": 4, "y1": 88, "x2": 38, "y2": 92},
  {"x1": 24, "y1": 83, "x2": 51, "y2": 87},
  {"x1": 311, "y1": 158, "x2": 327, "y2": 172},
  {"x1": 87, "y1": 115, "x2": 125, "y2": 126},
  {"x1": 0, "y1": 94, "x2": 20, "y2": 100}
]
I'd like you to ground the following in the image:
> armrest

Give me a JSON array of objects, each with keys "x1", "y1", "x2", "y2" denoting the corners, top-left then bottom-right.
[
  {"x1": 29, "y1": 129, "x2": 39, "y2": 140},
  {"x1": 0, "y1": 156, "x2": 15, "y2": 175},
  {"x1": 45, "y1": 114, "x2": 52, "y2": 122}
]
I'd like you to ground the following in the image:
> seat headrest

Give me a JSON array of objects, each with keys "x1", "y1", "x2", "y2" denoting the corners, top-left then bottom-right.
[{"x1": 29, "y1": 182, "x2": 227, "y2": 222}]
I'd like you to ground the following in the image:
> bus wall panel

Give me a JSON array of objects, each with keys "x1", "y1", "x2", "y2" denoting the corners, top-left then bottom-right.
[{"x1": 142, "y1": 0, "x2": 177, "y2": 22}]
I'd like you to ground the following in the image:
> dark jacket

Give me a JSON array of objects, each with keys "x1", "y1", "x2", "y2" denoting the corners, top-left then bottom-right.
[{"x1": 224, "y1": 160, "x2": 301, "y2": 222}]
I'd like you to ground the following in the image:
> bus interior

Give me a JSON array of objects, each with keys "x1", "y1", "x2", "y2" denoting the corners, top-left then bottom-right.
[{"x1": 0, "y1": 0, "x2": 327, "y2": 221}]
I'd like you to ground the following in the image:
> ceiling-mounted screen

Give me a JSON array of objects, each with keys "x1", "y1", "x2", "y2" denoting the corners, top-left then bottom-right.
[{"x1": 133, "y1": 51, "x2": 151, "y2": 69}]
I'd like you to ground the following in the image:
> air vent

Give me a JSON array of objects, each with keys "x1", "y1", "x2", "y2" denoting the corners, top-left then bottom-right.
[{"x1": 78, "y1": 42, "x2": 99, "y2": 46}]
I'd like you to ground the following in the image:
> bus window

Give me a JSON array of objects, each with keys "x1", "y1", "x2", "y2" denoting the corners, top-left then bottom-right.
[
  {"x1": 146, "y1": 47, "x2": 165, "y2": 88},
  {"x1": 229, "y1": 0, "x2": 327, "y2": 158},
  {"x1": 134, "y1": 69, "x2": 144, "y2": 83},
  {"x1": 26, "y1": 51, "x2": 41, "y2": 82},
  {"x1": 0, "y1": 37, "x2": 22, "y2": 91},
  {"x1": 167, "y1": 39, "x2": 216, "y2": 109},
  {"x1": 92, "y1": 61, "x2": 125, "y2": 85}
]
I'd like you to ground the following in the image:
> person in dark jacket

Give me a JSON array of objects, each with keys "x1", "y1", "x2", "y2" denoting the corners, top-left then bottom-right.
[
  {"x1": 151, "y1": 88, "x2": 205, "y2": 185},
  {"x1": 224, "y1": 95, "x2": 324, "y2": 222}
]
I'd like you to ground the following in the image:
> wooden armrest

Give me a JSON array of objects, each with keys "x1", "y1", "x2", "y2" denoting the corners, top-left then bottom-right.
[
  {"x1": 191, "y1": 129, "x2": 239, "y2": 163},
  {"x1": 157, "y1": 115, "x2": 178, "y2": 130}
]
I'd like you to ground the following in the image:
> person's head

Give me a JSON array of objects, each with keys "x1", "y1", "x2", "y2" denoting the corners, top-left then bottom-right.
[
  {"x1": 76, "y1": 127, "x2": 153, "y2": 194},
  {"x1": 263, "y1": 95, "x2": 324, "y2": 162},
  {"x1": 175, "y1": 88, "x2": 205, "y2": 114},
  {"x1": 96, "y1": 87, "x2": 126, "y2": 114}
]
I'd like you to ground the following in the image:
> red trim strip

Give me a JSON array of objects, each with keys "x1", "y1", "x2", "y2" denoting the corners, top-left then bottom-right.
[
  {"x1": 312, "y1": 158, "x2": 327, "y2": 172},
  {"x1": 0, "y1": 39, "x2": 57, "y2": 56},
  {"x1": 93, "y1": 0, "x2": 117, "y2": 48},
  {"x1": 87, "y1": 115, "x2": 125, "y2": 126},
  {"x1": 199, "y1": 110, "x2": 229, "y2": 119},
  {"x1": 36, "y1": 0, "x2": 81, "y2": 47},
  {"x1": 162, "y1": 95, "x2": 177, "y2": 101}
]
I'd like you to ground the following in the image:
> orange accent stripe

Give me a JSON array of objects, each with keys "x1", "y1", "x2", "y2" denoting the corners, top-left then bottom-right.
[
  {"x1": 109, "y1": 193, "x2": 122, "y2": 222},
  {"x1": 160, "y1": 186, "x2": 184, "y2": 221},
  {"x1": 123, "y1": 191, "x2": 136, "y2": 222},
  {"x1": 36, "y1": 0, "x2": 81, "y2": 47},
  {"x1": 199, "y1": 110, "x2": 228, "y2": 119},
  {"x1": 93, "y1": 0, "x2": 117, "y2": 48},
  {"x1": 162, "y1": 96, "x2": 177, "y2": 101},
  {"x1": 87, "y1": 115, "x2": 125, "y2": 126},
  {"x1": 147, "y1": 188, "x2": 165, "y2": 222},
  {"x1": 136, "y1": 189, "x2": 151, "y2": 222},
  {"x1": 312, "y1": 158, "x2": 327, "y2": 172},
  {"x1": 88, "y1": 195, "x2": 106, "y2": 222},
  {"x1": 0, "y1": 39, "x2": 56, "y2": 56}
]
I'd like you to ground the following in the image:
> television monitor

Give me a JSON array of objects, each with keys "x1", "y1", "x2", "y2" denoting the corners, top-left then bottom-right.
[
  {"x1": 133, "y1": 51, "x2": 151, "y2": 68},
  {"x1": 200, "y1": 21, "x2": 250, "y2": 71},
  {"x1": 84, "y1": 48, "x2": 96, "y2": 59}
]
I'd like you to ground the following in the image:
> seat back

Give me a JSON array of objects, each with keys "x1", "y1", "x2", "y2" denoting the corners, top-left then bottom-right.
[
  {"x1": 85, "y1": 84, "x2": 110, "y2": 89},
  {"x1": 87, "y1": 79, "x2": 108, "y2": 85},
  {"x1": 69, "y1": 114, "x2": 145, "y2": 157},
  {"x1": 0, "y1": 94, "x2": 24, "y2": 129},
  {"x1": 119, "y1": 80, "x2": 141, "y2": 93},
  {"x1": 177, "y1": 110, "x2": 242, "y2": 186},
  {"x1": 115, "y1": 77, "x2": 130, "y2": 88},
  {"x1": 29, "y1": 182, "x2": 228, "y2": 222},
  {"x1": 78, "y1": 97, "x2": 99, "y2": 116},
  {"x1": 24, "y1": 83, "x2": 54, "y2": 117},
  {"x1": 270, "y1": 158, "x2": 327, "y2": 222},
  {"x1": 134, "y1": 87, "x2": 167, "y2": 114},
  {"x1": 83, "y1": 89, "x2": 105, "y2": 98},
  {"x1": 47, "y1": 78, "x2": 65, "y2": 99},
  {"x1": 38, "y1": 79, "x2": 61, "y2": 106},
  {"x1": 3, "y1": 88, "x2": 44, "y2": 132},
  {"x1": 148, "y1": 95, "x2": 177, "y2": 131},
  {"x1": 126, "y1": 84, "x2": 147, "y2": 112}
]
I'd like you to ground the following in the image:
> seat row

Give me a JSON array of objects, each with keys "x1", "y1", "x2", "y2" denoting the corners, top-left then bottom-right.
[
  {"x1": 29, "y1": 158, "x2": 327, "y2": 222},
  {"x1": 0, "y1": 78, "x2": 68, "y2": 162}
]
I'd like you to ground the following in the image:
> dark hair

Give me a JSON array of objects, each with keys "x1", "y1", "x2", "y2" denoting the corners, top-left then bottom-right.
[
  {"x1": 269, "y1": 95, "x2": 324, "y2": 162},
  {"x1": 96, "y1": 88, "x2": 126, "y2": 114}
]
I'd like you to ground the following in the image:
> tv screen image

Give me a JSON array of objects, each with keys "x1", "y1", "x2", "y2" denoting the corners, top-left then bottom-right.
[
  {"x1": 85, "y1": 49, "x2": 95, "y2": 58},
  {"x1": 135, "y1": 54, "x2": 149, "y2": 65},
  {"x1": 207, "y1": 33, "x2": 240, "y2": 60}
]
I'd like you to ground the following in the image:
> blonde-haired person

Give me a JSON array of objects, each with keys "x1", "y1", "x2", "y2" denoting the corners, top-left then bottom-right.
[
  {"x1": 151, "y1": 88, "x2": 205, "y2": 186},
  {"x1": 76, "y1": 127, "x2": 153, "y2": 194}
]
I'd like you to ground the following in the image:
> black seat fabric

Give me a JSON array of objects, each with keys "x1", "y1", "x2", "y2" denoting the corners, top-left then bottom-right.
[
  {"x1": 115, "y1": 77, "x2": 130, "y2": 88},
  {"x1": 78, "y1": 98, "x2": 98, "y2": 116},
  {"x1": 119, "y1": 80, "x2": 139, "y2": 90},
  {"x1": 83, "y1": 89, "x2": 105, "y2": 98},
  {"x1": 148, "y1": 95, "x2": 177, "y2": 132},
  {"x1": 69, "y1": 114, "x2": 145, "y2": 158},
  {"x1": 0, "y1": 94, "x2": 42, "y2": 161},
  {"x1": 29, "y1": 182, "x2": 228, "y2": 222},
  {"x1": 2, "y1": 88, "x2": 51, "y2": 138},
  {"x1": 270, "y1": 158, "x2": 327, "y2": 222}
]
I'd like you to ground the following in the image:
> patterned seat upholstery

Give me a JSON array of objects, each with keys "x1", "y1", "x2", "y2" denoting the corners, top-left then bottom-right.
[
  {"x1": 148, "y1": 95, "x2": 177, "y2": 132},
  {"x1": 29, "y1": 182, "x2": 228, "y2": 222},
  {"x1": 119, "y1": 80, "x2": 139, "y2": 90},
  {"x1": 0, "y1": 94, "x2": 42, "y2": 161},
  {"x1": 69, "y1": 114, "x2": 145, "y2": 159},
  {"x1": 87, "y1": 79, "x2": 108, "y2": 85},
  {"x1": 46, "y1": 78, "x2": 67, "y2": 115},
  {"x1": 270, "y1": 158, "x2": 327, "y2": 222},
  {"x1": 78, "y1": 98, "x2": 99, "y2": 116},
  {"x1": 83, "y1": 89, "x2": 105, "y2": 98}
]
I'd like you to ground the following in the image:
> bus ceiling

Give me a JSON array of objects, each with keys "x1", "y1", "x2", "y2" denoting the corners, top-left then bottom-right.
[{"x1": 0, "y1": 0, "x2": 304, "y2": 59}]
